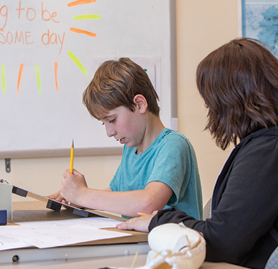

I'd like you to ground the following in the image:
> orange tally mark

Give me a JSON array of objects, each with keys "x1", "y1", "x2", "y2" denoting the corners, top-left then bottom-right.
[
  {"x1": 54, "y1": 61, "x2": 59, "y2": 92},
  {"x1": 68, "y1": 0, "x2": 96, "y2": 7},
  {"x1": 17, "y1": 63, "x2": 24, "y2": 96},
  {"x1": 70, "y1": 27, "x2": 96, "y2": 37}
]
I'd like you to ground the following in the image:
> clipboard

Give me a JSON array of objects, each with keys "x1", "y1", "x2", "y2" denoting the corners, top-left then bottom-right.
[{"x1": 0, "y1": 180, "x2": 106, "y2": 218}]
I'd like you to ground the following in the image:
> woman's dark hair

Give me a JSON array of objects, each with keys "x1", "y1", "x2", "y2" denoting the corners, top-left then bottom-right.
[{"x1": 196, "y1": 38, "x2": 278, "y2": 150}]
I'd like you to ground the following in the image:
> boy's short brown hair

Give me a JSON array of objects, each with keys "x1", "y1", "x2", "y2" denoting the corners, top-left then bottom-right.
[{"x1": 83, "y1": 57, "x2": 160, "y2": 119}]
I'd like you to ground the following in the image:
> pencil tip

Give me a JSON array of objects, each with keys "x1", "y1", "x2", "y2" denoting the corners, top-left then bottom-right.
[{"x1": 72, "y1": 139, "x2": 74, "y2": 147}]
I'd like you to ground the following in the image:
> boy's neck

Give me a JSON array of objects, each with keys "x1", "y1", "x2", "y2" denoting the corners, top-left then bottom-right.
[{"x1": 136, "y1": 114, "x2": 165, "y2": 155}]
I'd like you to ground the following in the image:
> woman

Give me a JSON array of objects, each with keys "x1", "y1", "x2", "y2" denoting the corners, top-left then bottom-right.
[{"x1": 117, "y1": 38, "x2": 278, "y2": 269}]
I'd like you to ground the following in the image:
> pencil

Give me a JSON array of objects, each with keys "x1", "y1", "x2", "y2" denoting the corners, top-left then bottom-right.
[
  {"x1": 70, "y1": 139, "x2": 74, "y2": 173},
  {"x1": 137, "y1": 212, "x2": 147, "y2": 216}
]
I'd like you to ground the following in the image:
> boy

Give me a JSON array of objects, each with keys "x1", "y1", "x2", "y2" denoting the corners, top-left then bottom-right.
[{"x1": 50, "y1": 58, "x2": 203, "y2": 219}]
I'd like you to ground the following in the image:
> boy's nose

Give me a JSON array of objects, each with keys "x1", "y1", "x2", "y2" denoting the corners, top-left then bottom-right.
[{"x1": 105, "y1": 125, "x2": 116, "y2": 137}]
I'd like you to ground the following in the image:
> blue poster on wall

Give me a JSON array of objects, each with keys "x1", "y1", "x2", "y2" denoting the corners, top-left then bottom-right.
[{"x1": 242, "y1": 0, "x2": 278, "y2": 54}]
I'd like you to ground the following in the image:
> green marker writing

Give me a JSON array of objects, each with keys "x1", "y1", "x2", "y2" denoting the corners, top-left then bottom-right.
[
  {"x1": 1, "y1": 64, "x2": 6, "y2": 95},
  {"x1": 68, "y1": 51, "x2": 88, "y2": 76},
  {"x1": 35, "y1": 65, "x2": 41, "y2": 95},
  {"x1": 73, "y1": 14, "x2": 102, "y2": 20}
]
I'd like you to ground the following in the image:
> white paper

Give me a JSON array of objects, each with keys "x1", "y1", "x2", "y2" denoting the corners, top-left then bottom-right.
[
  {"x1": 0, "y1": 224, "x2": 131, "y2": 249},
  {"x1": 0, "y1": 234, "x2": 32, "y2": 250},
  {"x1": 17, "y1": 217, "x2": 123, "y2": 229}
]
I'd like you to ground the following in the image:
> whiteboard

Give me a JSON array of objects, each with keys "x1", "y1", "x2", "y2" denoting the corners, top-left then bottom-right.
[{"x1": 0, "y1": 0, "x2": 177, "y2": 158}]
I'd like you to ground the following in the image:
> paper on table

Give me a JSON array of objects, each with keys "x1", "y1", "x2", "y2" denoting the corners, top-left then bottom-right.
[
  {"x1": 0, "y1": 234, "x2": 32, "y2": 250},
  {"x1": 82, "y1": 217, "x2": 124, "y2": 228},
  {"x1": 17, "y1": 217, "x2": 123, "y2": 229},
  {"x1": 0, "y1": 224, "x2": 131, "y2": 249}
]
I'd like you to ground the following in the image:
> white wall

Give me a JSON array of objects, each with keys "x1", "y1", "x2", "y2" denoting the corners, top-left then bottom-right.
[
  {"x1": 1, "y1": 0, "x2": 240, "y2": 206},
  {"x1": 1, "y1": 155, "x2": 121, "y2": 201},
  {"x1": 176, "y1": 0, "x2": 239, "y2": 204}
]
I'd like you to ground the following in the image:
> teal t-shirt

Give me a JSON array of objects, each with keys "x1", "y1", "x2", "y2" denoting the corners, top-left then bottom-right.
[{"x1": 109, "y1": 128, "x2": 203, "y2": 220}]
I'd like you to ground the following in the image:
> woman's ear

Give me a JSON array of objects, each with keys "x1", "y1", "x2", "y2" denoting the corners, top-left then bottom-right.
[{"x1": 133, "y1": 94, "x2": 148, "y2": 113}]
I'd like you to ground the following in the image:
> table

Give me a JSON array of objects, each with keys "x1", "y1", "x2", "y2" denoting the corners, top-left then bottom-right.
[
  {"x1": 0, "y1": 201, "x2": 248, "y2": 268},
  {"x1": 0, "y1": 255, "x2": 248, "y2": 268},
  {"x1": 0, "y1": 201, "x2": 149, "y2": 264}
]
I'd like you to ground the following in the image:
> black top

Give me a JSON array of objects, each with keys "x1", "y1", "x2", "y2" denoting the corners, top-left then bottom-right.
[{"x1": 149, "y1": 127, "x2": 278, "y2": 269}]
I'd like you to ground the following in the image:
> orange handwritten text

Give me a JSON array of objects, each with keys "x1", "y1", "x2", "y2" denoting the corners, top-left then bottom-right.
[
  {"x1": 41, "y1": 30, "x2": 65, "y2": 55},
  {"x1": 26, "y1": 7, "x2": 36, "y2": 21},
  {"x1": 0, "y1": 5, "x2": 8, "y2": 31},
  {"x1": 16, "y1": 1, "x2": 24, "y2": 19},
  {"x1": 41, "y1": 3, "x2": 59, "y2": 23},
  {"x1": 15, "y1": 2, "x2": 60, "y2": 23},
  {"x1": 0, "y1": 31, "x2": 33, "y2": 45},
  {"x1": 16, "y1": 1, "x2": 36, "y2": 21}
]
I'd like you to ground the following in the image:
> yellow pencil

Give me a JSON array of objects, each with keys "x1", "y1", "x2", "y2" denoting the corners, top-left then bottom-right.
[
  {"x1": 70, "y1": 139, "x2": 74, "y2": 174},
  {"x1": 137, "y1": 212, "x2": 147, "y2": 216}
]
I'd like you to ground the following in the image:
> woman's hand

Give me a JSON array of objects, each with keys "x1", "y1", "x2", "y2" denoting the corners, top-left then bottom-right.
[{"x1": 116, "y1": 211, "x2": 158, "y2": 232}]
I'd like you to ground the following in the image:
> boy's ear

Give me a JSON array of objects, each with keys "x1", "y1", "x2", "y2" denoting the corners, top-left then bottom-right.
[{"x1": 133, "y1": 94, "x2": 148, "y2": 113}]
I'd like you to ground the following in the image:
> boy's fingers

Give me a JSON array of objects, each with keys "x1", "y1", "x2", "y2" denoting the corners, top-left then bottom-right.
[
  {"x1": 46, "y1": 190, "x2": 60, "y2": 199},
  {"x1": 54, "y1": 194, "x2": 65, "y2": 202}
]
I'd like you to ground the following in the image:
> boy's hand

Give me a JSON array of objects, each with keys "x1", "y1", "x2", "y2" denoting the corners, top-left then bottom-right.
[
  {"x1": 61, "y1": 169, "x2": 88, "y2": 206},
  {"x1": 116, "y1": 211, "x2": 157, "y2": 232}
]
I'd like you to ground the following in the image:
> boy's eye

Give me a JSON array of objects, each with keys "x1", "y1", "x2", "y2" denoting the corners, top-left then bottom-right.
[{"x1": 101, "y1": 118, "x2": 116, "y2": 125}]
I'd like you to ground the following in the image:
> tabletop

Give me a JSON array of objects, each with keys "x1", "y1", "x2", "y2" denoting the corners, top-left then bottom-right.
[
  {"x1": 0, "y1": 201, "x2": 248, "y2": 268},
  {"x1": 11, "y1": 200, "x2": 148, "y2": 245}
]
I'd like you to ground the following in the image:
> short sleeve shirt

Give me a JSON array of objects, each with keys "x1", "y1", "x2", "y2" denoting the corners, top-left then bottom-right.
[{"x1": 109, "y1": 128, "x2": 203, "y2": 220}]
